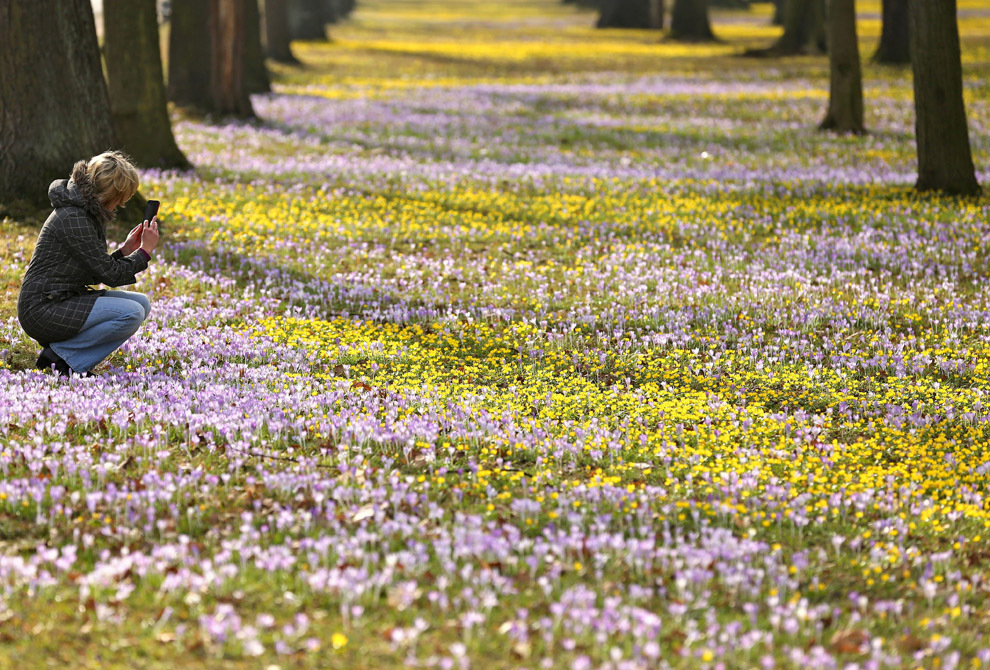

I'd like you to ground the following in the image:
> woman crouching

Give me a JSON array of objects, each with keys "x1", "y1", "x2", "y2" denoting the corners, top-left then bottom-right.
[{"x1": 17, "y1": 151, "x2": 160, "y2": 377}]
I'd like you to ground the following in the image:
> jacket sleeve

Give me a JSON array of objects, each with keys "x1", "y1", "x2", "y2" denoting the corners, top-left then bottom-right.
[{"x1": 54, "y1": 211, "x2": 149, "y2": 288}]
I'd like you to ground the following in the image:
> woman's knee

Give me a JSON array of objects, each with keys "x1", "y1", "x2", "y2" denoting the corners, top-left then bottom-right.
[
  {"x1": 124, "y1": 292, "x2": 151, "y2": 320},
  {"x1": 118, "y1": 302, "x2": 146, "y2": 332},
  {"x1": 134, "y1": 294, "x2": 151, "y2": 320},
  {"x1": 106, "y1": 291, "x2": 151, "y2": 320}
]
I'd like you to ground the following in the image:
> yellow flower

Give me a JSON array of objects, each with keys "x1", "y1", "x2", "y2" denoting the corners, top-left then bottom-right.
[{"x1": 332, "y1": 632, "x2": 348, "y2": 650}]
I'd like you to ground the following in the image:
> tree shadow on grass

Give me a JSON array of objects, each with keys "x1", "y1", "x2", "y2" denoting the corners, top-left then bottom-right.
[
  {"x1": 2, "y1": 238, "x2": 459, "y2": 373},
  {"x1": 163, "y1": 239, "x2": 473, "y2": 324}
]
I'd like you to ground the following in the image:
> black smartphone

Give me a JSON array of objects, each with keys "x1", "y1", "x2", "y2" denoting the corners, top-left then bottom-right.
[{"x1": 144, "y1": 200, "x2": 161, "y2": 222}]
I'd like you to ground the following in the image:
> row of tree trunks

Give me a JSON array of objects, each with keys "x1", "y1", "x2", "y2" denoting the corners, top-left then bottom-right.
[
  {"x1": 0, "y1": 0, "x2": 297, "y2": 212},
  {"x1": 816, "y1": 0, "x2": 978, "y2": 194},
  {"x1": 762, "y1": 0, "x2": 905, "y2": 63},
  {"x1": 0, "y1": 0, "x2": 979, "y2": 214},
  {"x1": 819, "y1": 0, "x2": 863, "y2": 133},
  {"x1": 0, "y1": 0, "x2": 117, "y2": 210},
  {"x1": 595, "y1": 0, "x2": 716, "y2": 39},
  {"x1": 105, "y1": 0, "x2": 190, "y2": 168}
]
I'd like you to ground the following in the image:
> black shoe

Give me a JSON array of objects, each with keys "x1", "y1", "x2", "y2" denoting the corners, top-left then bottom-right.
[{"x1": 35, "y1": 348, "x2": 72, "y2": 377}]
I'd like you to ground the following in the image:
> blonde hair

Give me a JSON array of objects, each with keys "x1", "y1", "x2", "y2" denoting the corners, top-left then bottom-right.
[{"x1": 87, "y1": 151, "x2": 140, "y2": 210}]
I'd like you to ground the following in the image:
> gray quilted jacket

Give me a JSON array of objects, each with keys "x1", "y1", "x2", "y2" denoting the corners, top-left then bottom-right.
[{"x1": 17, "y1": 161, "x2": 150, "y2": 346}]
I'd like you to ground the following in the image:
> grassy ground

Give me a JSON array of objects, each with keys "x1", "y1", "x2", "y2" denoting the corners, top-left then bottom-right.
[{"x1": 2, "y1": 1, "x2": 990, "y2": 667}]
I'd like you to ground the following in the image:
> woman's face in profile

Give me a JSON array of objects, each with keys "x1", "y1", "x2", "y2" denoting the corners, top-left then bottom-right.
[{"x1": 109, "y1": 193, "x2": 133, "y2": 211}]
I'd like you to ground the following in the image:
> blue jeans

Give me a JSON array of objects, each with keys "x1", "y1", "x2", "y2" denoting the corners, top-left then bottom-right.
[{"x1": 50, "y1": 291, "x2": 151, "y2": 373}]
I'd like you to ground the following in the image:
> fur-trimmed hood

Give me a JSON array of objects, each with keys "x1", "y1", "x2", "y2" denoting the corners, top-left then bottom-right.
[{"x1": 48, "y1": 160, "x2": 114, "y2": 228}]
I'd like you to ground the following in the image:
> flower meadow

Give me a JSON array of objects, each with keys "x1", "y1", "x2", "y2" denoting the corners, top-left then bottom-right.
[{"x1": 3, "y1": 0, "x2": 990, "y2": 667}]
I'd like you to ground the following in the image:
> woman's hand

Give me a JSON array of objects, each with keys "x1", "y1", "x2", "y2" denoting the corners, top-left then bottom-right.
[
  {"x1": 140, "y1": 217, "x2": 160, "y2": 255},
  {"x1": 120, "y1": 223, "x2": 144, "y2": 255}
]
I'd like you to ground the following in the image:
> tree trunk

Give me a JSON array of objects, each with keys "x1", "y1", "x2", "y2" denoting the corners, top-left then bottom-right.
[
  {"x1": 336, "y1": 0, "x2": 356, "y2": 19},
  {"x1": 669, "y1": 0, "x2": 716, "y2": 40},
  {"x1": 210, "y1": 0, "x2": 256, "y2": 117},
  {"x1": 820, "y1": 0, "x2": 864, "y2": 133},
  {"x1": 597, "y1": 0, "x2": 664, "y2": 28},
  {"x1": 104, "y1": 0, "x2": 190, "y2": 169},
  {"x1": 243, "y1": 0, "x2": 272, "y2": 94},
  {"x1": 772, "y1": 0, "x2": 826, "y2": 53},
  {"x1": 168, "y1": 0, "x2": 212, "y2": 109},
  {"x1": 324, "y1": 0, "x2": 339, "y2": 24},
  {"x1": 873, "y1": 0, "x2": 909, "y2": 64},
  {"x1": 909, "y1": 0, "x2": 979, "y2": 194},
  {"x1": 291, "y1": 0, "x2": 328, "y2": 40},
  {"x1": 772, "y1": 0, "x2": 785, "y2": 25},
  {"x1": 265, "y1": 0, "x2": 299, "y2": 63},
  {"x1": 0, "y1": 0, "x2": 117, "y2": 210},
  {"x1": 170, "y1": 0, "x2": 256, "y2": 116},
  {"x1": 649, "y1": 0, "x2": 664, "y2": 29}
]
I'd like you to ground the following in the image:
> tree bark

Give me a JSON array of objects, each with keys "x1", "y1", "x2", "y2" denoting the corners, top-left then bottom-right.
[
  {"x1": 597, "y1": 0, "x2": 664, "y2": 28},
  {"x1": 0, "y1": 0, "x2": 117, "y2": 210},
  {"x1": 669, "y1": 0, "x2": 716, "y2": 40},
  {"x1": 909, "y1": 0, "x2": 979, "y2": 194},
  {"x1": 170, "y1": 0, "x2": 256, "y2": 116},
  {"x1": 168, "y1": 0, "x2": 212, "y2": 109},
  {"x1": 291, "y1": 0, "x2": 329, "y2": 40},
  {"x1": 820, "y1": 0, "x2": 864, "y2": 133},
  {"x1": 104, "y1": 0, "x2": 190, "y2": 169},
  {"x1": 649, "y1": 0, "x2": 664, "y2": 29},
  {"x1": 772, "y1": 0, "x2": 785, "y2": 25},
  {"x1": 873, "y1": 0, "x2": 909, "y2": 64},
  {"x1": 210, "y1": 0, "x2": 256, "y2": 117},
  {"x1": 244, "y1": 0, "x2": 272, "y2": 94},
  {"x1": 771, "y1": 0, "x2": 827, "y2": 54},
  {"x1": 265, "y1": 0, "x2": 299, "y2": 63},
  {"x1": 324, "y1": 0, "x2": 339, "y2": 24}
]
